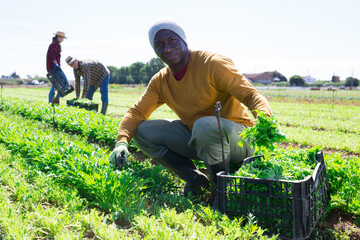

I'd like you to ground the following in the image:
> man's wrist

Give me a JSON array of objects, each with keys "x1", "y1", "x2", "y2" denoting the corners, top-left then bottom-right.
[{"x1": 115, "y1": 142, "x2": 128, "y2": 148}]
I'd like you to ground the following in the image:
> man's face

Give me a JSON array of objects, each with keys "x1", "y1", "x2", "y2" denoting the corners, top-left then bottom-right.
[
  {"x1": 70, "y1": 59, "x2": 79, "y2": 69},
  {"x1": 153, "y1": 29, "x2": 189, "y2": 71}
]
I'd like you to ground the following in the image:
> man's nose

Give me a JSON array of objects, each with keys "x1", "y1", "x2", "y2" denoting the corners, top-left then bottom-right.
[{"x1": 164, "y1": 43, "x2": 172, "y2": 53}]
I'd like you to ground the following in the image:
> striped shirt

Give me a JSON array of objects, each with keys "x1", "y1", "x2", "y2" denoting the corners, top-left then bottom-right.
[{"x1": 74, "y1": 59, "x2": 110, "y2": 98}]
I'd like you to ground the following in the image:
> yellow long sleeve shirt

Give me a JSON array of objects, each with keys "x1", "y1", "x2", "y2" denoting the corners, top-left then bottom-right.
[{"x1": 117, "y1": 50, "x2": 272, "y2": 145}]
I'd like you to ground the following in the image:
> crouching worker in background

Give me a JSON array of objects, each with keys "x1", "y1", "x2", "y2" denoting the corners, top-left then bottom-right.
[
  {"x1": 109, "y1": 17, "x2": 272, "y2": 197},
  {"x1": 66, "y1": 56, "x2": 110, "y2": 115}
]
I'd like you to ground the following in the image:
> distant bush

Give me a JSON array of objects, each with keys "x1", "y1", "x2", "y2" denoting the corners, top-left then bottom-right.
[
  {"x1": 289, "y1": 75, "x2": 305, "y2": 86},
  {"x1": 345, "y1": 77, "x2": 359, "y2": 87}
]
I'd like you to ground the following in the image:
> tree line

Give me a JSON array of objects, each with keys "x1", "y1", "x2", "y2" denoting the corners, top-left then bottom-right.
[
  {"x1": 107, "y1": 58, "x2": 165, "y2": 85},
  {"x1": 289, "y1": 75, "x2": 359, "y2": 87},
  {"x1": 1, "y1": 72, "x2": 20, "y2": 79}
]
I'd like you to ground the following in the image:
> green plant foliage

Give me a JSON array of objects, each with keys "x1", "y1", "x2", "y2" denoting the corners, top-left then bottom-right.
[
  {"x1": 0, "y1": 112, "x2": 147, "y2": 222},
  {"x1": 133, "y1": 207, "x2": 275, "y2": 240},
  {"x1": 233, "y1": 147, "x2": 319, "y2": 181},
  {"x1": 67, "y1": 97, "x2": 96, "y2": 106},
  {"x1": 289, "y1": 75, "x2": 305, "y2": 86},
  {"x1": 345, "y1": 77, "x2": 359, "y2": 87},
  {"x1": 0, "y1": 111, "x2": 276, "y2": 240},
  {"x1": 108, "y1": 57, "x2": 165, "y2": 85},
  {"x1": 0, "y1": 144, "x2": 130, "y2": 238},
  {"x1": 239, "y1": 111, "x2": 287, "y2": 152},
  {"x1": 124, "y1": 159, "x2": 179, "y2": 195},
  {"x1": 0, "y1": 97, "x2": 120, "y2": 147},
  {"x1": 325, "y1": 153, "x2": 360, "y2": 216},
  {"x1": 1, "y1": 92, "x2": 360, "y2": 238}
]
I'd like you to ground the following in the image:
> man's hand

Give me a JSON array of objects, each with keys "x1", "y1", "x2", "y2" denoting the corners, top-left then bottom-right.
[{"x1": 109, "y1": 142, "x2": 129, "y2": 169}]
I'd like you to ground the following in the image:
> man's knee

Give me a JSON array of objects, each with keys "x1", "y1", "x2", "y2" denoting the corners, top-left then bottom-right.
[
  {"x1": 192, "y1": 116, "x2": 218, "y2": 135},
  {"x1": 134, "y1": 120, "x2": 195, "y2": 159},
  {"x1": 191, "y1": 116, "x2": 221, "y2": 144},
  {"x1": 136, "y1": 120, "x2": 164, "y2": 142},
  {"x1": 133, "y1": 121, "x2": 167, "y2": 158},
  {"x1": 135, "y1": 119, "x2": 180, "y2": 147},
  {"x1": 134, "y1": 121, "x2": 152, "y2": 145}
]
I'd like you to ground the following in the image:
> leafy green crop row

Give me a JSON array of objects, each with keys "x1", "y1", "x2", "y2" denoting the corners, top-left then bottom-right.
[
  {"x1": 1, "y1": 94, "x2": 360, "y2": 235},
  {"x1": 0, "y1": 97, "x2": 121, "y2": 148},
  {"x1": 0, "y1": 112, "x2": 147, "y2": 221},
  {"x1": 262, "y1": 89, "x2": 360, "y2": 102},
  {"x1": 2, "y1": 96, "x2": 359, "y2": 155},
  {"x1": 271, "y1": 102, "x2": 360, "y2": 135},
  {"x1": 0, "y1": 112, "x2": 274, "y2": 239},
  {"x1": 282, "y1": 125, "x2": 360, "y2": 153},
  {"x1": 0, "y1": 145, "x2": 130, "y2": 239}
]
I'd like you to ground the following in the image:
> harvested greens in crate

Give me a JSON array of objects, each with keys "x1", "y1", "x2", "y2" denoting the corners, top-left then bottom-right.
[{"x1": 215, "y1": 148, "x2": 330, "y2": 239}]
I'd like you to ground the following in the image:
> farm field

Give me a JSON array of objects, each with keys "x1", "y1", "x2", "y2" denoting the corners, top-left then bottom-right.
[
  {"x1": 260, "y1": 88, "x2": 360, "y2": 106},
  {"x1": 2, "y1": 86, "x2": 359, "y2": 155},
  {"x1": 0, "y1": 85, "x2": 359, "y2": 239}
]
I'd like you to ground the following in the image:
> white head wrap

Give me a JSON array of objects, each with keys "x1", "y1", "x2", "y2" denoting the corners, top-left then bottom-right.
[{"x1": 148, "y1": 17, "x2": 187, "y2": 49}]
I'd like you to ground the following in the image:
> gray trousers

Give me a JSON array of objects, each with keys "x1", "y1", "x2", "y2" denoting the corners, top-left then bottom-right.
[{"x1": 133, "y1": 116, "x2": 254, "y2": 166}]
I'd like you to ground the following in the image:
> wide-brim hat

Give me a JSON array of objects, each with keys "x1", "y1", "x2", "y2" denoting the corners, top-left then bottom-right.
[
  {"x1": 54, "y1": 31, "x2": 67, "y2": 39},
  {"x1": 65, "y1": 56, "x2": 76, "y2": 65}
]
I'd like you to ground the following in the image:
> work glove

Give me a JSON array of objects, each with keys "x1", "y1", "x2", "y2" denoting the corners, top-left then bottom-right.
[{"x1": 109, "y1": 142, "x2": 129, "y2": 169}]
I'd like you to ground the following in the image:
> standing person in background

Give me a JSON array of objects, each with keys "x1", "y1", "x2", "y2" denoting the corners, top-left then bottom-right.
[
  {"x1": 109, "y1": 17, "x2": 272, "y2": 197},
  {"x1": 65, "y1": 56, "x2": 110, "y2": 115},
  {"x1": 46, "y1": 31, "x2": 69, "y2": 104}
]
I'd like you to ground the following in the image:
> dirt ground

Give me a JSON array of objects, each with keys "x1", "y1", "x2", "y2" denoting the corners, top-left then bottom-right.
[
  {"x1": 279, "y1": 142, "x2": 360, "y2": 158},
  {"x1": 312, "y1": 209, "x2": 360, "y2": 240}
]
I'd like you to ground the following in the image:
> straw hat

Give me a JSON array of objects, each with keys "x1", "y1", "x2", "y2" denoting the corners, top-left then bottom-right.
[
  {"x1": 54, "y1": 31, "x2": 67, "y2": 39},
  {"x1": 65, "y1": 56, "x2": 76, "y2": 65}
]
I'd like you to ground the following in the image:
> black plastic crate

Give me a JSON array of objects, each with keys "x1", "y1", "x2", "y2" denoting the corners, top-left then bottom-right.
[
  {"x1": 215, "y1": 151, "x2": 330, "y2": 240},
  {"x1": 66, "y1": 100, "x2": 98, "y2": 112},
  {"x1": 46, "y1": 67, "x2": 74, "y2": 97}
]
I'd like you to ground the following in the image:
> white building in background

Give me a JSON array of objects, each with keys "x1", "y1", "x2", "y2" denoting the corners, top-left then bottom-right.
[{"x1": 303, "y1": 75, "x2": 317, "y2": 83}]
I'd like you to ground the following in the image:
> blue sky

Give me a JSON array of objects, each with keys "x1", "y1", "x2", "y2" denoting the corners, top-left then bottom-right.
[{"x1": 0, "y1": 0, "x2": 359, "y2": 81}]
